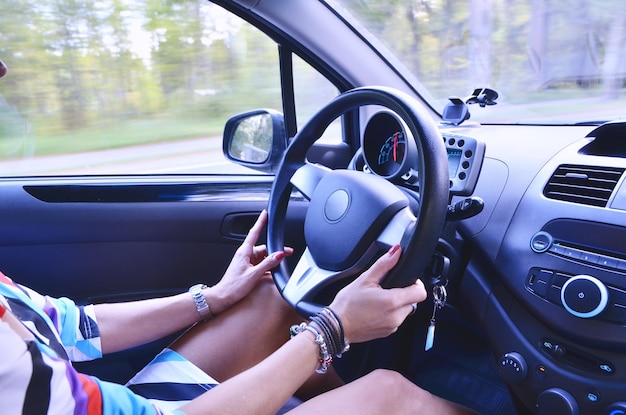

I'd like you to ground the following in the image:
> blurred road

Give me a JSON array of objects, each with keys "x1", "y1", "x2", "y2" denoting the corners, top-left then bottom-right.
[{"x1": 0, "y1": 136, "x2": 254, "y2": 176}]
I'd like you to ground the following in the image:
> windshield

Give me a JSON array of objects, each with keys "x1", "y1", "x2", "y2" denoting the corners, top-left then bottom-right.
[{"x1": 337, "y1": 0, "x2": 626, "y2": 125}]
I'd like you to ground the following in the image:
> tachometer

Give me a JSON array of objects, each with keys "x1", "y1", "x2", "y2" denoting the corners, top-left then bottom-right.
[
  {"x1": 376, "y1": 131, "x2": 406, "y2": 174},
  {"x1": 363, "y1": 111, "x2": 417, "y2": 179}
]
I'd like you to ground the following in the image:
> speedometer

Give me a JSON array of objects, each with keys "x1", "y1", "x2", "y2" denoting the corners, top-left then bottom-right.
[
  {"x1": 363, "y1": 111, "x2": 417, "y2": 179},
  {"x1": 377, "y1": 131, "x2": 406, "y2": 169}
]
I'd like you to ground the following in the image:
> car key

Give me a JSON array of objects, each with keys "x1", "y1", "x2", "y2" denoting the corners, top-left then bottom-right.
[{"x1": 425, "y1": 284, "x2": 447, "y2": 351}]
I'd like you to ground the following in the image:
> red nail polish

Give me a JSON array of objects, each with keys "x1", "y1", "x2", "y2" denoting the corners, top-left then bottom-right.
[
  {"x1": 388, "y1": 244, "x2": 400, "y2": 255},
  {"x1": 274, "y1": 251, "x2": 286, "y2": 261}
]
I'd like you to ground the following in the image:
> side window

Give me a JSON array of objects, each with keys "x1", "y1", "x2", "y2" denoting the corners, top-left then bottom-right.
[
  {"x1": 0, "y1": 2, "x2": 280, "y2": 176},
  {"x1": 293, "y1": 55, "x2": 342, "y2": 144}
]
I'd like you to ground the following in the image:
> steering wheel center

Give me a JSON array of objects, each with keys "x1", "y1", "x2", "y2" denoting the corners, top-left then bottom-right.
[{"x1": 324, "y1": 190, "x2": 350, "y2": 222}]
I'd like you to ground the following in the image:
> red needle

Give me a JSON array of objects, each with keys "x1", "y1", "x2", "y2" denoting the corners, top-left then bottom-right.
[{"x1": 393, "y1": 132, "x2": 398, "y2": 162}]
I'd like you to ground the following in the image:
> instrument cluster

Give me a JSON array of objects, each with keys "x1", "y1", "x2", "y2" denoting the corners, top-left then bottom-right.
[{"x1": 354, "y1": 110, "x2": 485, "y2": 196}]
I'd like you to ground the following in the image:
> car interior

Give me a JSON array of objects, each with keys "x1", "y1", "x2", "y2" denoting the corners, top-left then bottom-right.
[{"x1": 1, "y1": 1, "x2": 626, "y2": 414}]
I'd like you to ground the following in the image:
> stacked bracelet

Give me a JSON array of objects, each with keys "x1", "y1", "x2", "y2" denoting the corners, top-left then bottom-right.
[
  {"x1": 289, "y1": 307, "x2": 350, "y2": 374},
  {"x1": 320, "y1": 307, "x2": 350, "y2": 356}
]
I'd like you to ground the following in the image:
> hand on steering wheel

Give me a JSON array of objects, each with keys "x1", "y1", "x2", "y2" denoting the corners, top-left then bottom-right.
[
  {"x1": 329, "y1": 244, "x2": 428, "y2": 344},
  {"x1": 212, "y1": 210, "x2": 293, "y2": 313}
]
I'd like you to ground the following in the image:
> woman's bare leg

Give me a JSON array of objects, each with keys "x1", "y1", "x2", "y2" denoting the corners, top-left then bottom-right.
[
  {"x1": 170, "y1": 278, "x2": 343, "y2": 394},
  {"x1": 169, "y1": 280, "x2": 472, "y2": 414},
  {"x1": 286, "y1": 369, "x2": 476, "y2": 415}
]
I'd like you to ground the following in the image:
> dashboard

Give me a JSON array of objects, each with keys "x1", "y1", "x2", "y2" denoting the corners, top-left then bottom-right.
[
  {"x1": 346, "y1": 109, "x2": 626, "y2": 414},
  {"x1": 452, "y1": 120, "x2": 626, "y2": 415}
]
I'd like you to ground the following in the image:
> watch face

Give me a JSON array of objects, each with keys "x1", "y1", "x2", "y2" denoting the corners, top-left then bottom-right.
[{"x1": 190, "y1": 283, "x2": 207, "y2": 292}]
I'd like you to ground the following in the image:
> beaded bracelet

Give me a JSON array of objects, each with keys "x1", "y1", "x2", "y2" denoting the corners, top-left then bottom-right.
[
  {"x1": 309, "y1": 317, "x2": 335, "y2": 357},
  {"x1": 290, "y1": 322, "x2": 332, "y2": 373},
  {"x1": 305, "y1": 324, "x2": 332, "y2": 374},
  {"x1": 290, "y1": 308, "x2": 351, "y2": 374}
]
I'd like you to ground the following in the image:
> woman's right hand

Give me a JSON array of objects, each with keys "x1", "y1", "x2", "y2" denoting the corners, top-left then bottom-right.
[{"x1": 328, "y1": 245, "x2": 427, "y2": 344}]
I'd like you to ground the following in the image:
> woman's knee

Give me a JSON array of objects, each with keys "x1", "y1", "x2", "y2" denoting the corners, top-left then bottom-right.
[
  {"x1": 362, "y1": 369, "x2": 474, "y2": 414},
  {"x1": 362, "y1": 369, "x2": 430, "y2": 400},
  {"x1": 365, "y1": 369, "x2": 412, "y2": 390}
]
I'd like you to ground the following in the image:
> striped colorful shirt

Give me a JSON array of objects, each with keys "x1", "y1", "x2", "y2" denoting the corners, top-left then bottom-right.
[{"x1": 0, "y1": 271, "x2": 173, "y2": 415}]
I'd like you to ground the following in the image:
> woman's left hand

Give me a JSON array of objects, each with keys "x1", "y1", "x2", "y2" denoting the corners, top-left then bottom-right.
[{"x1": 209, "y1": 210, "x2": 293, "y2": 313}]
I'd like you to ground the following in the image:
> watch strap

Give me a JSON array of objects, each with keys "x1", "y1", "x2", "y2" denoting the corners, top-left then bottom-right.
[{"x1": 189, "y1": 283, "x2": 213, "y2": 321}]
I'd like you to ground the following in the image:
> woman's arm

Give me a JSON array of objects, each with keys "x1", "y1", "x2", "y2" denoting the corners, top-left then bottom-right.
[
  {"x1": 96, "y1": 210, "x2": 291, "y2": 354},
  {"x1": 179, "y1": 329, "x2": 319, "y2": 415},
  {"x1": 95, "y1": 289, "x2": 212, "y2": 355}
]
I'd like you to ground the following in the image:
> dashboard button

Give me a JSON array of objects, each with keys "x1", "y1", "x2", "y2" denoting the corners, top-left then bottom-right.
[
  {"x1": 530, "y1": 231, "x2": 553, "y2": 253},
  {"x1": 561, "y1": 275, "x2": 609, "y2": 318},
  {"x1": 597, "y1": 255, "x2": 618, "y2": 269},
  {"x1": 553, "y1": 273, "x2": 569, "y2": 287},
  {"x1": 584, "y1": 389, "x2": 600, "y2": 404},
  {"x1": 550, "y1": 243, "x2": 565, "y2": 255},
  {"x1": 541, "y1": 338, "x2": 566, "y2": 357},
  {"x1": 598, "y1": 362, "x2": 615, "y2": 374},
  {"x1": 579, "y1": 251, "x2": 599, "y2": 264},
  {"x1": 547, "y1": 285, "x2": 562, "y2": 304},
  {"x1": 562, "y1": 247, "x2": 582, "y2": 260}
]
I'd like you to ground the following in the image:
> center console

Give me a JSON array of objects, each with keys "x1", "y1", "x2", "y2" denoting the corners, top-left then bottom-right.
[{"x1": 489, "y1": 123, "x2": 626, "y2": 414}]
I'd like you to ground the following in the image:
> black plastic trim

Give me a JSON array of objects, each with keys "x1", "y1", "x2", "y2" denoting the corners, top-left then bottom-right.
[{"x1": 24, "y1": 182, "x2": 273, "y2": 203}]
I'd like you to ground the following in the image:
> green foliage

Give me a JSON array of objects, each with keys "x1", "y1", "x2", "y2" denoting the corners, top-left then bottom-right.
[{"x1": 0, "y1": 0, "x2": 280, "y2": 158}]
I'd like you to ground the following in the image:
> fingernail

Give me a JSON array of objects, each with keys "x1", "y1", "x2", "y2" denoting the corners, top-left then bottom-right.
[
  {"x1": 388, "y1": 244, "x2": 400, "y2": 256},
  {"x1": 274, "y1": 251, "x2": 286, "y2": 261}
]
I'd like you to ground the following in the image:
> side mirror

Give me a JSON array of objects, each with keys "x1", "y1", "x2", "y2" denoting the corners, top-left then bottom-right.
[{"x1": 222, "y1": 109, "x2": 288, "y2": 174}]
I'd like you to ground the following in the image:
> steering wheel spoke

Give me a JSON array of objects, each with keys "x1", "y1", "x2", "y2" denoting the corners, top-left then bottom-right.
[
  {"x1": 284, "y1": 242, "x2": 387, "y2": 312},
  {"x1": 376, "y1": 206, "x2": 417, "y2": 248},
  {"x1": 290, "y1": 163, "x2": 330, "y2": 200},
  {"x1": 283, "y1": 248, "x2": 345, "y2": 307}
]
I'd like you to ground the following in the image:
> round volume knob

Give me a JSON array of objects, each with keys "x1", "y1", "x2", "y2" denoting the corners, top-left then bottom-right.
[
  {"x1": 561, "y1": 275, "x2": 608, "y2": 318},
  {"x1": 605, "y1": 402, "x2": 626, "y2": 415},
  {"x1": 536, "y1": 388, "x2": 579, "y2": 415}
]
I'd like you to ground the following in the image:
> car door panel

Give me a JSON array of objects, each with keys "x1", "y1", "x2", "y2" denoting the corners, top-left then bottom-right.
[{"x1": 0, "y1": 176, "x2": 308, "y2": 302}]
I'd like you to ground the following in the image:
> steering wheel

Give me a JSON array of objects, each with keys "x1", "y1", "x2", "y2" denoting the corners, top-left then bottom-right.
[{"x1": 267, "y1": 86, "x2": 449, "y2": 318}]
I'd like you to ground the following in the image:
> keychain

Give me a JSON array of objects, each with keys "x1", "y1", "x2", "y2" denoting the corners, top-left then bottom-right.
[{"x1": 425, "y1": 283, "x2": 447, "y2": 351}]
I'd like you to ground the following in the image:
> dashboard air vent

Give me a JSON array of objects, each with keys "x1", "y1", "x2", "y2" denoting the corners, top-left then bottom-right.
[{"x1": 543, "y1": 164, "x2": 624, "y2": 207}]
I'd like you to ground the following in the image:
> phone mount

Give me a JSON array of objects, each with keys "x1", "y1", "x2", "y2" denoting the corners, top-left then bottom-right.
[{"x1": 442, "y1": 88, "x2": 498, "y2": 125}]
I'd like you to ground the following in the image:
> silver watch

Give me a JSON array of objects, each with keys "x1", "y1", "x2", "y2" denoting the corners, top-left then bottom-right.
[{"x1": 189, "y1": 283, "x2": 213, "y2": 321}]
